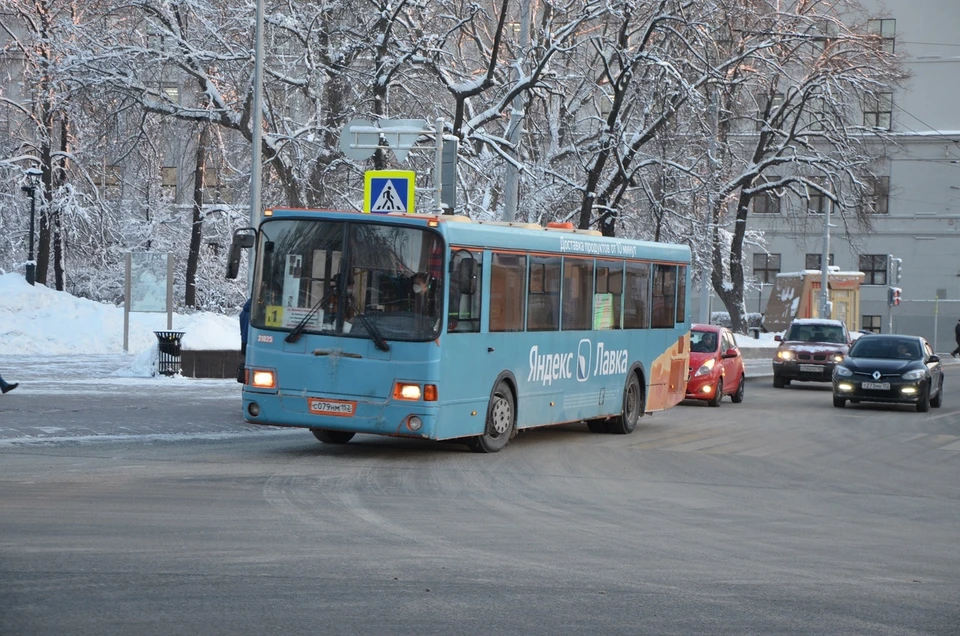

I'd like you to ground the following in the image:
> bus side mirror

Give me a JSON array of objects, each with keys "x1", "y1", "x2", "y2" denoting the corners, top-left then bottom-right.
[
  {"x1": 225, "y1": 228, "x2": 256, "y2": 280},
  {"x1": 458, "y1": 258, "x2": 477, "y2": 295}
]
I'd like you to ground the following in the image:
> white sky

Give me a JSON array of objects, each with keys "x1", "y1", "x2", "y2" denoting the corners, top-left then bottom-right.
[{"x1": 0, "y1": 272, "x2": 240, "y2": 359}]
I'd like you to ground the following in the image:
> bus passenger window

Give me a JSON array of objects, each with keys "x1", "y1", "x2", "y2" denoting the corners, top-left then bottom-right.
[
  {"x1": 675, "y1": 265, "x2": 687, "y2": 324},
  {"x1": 652, "y1": 264, "x2": 677, "y2": 328},
  {"x1": 527, "y1": 256, "x2": 561, "y2": 331},
  {"x1": 491, "y1": 253, "x2": 525, "y2": 332},
  {"x1": 623, "y1": 262, "x2": 650, "y2": 329},
  {"x1": 448, "y1": 251, "x2": 482, "y2": 333},
  {"x1": 595, "y1": 260, "x2": 624, "y2": 330},
  {"x1": 562, "y1": 258, "x2": 594, "y2": 331}
]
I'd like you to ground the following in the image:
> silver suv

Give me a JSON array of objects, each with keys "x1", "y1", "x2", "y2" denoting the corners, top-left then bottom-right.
[{"x1": 772, "y1": 319, "x2": 851, "y2": 388}]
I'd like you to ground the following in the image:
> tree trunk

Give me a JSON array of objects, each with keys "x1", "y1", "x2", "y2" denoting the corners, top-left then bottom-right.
[
  {"x1": 36, "y1": 139, "x2": 53, "y2": 286},
  {"x1": 185, "y1": 122, "x2": 208, "y2": 307},
  {"x1": 53, "y1": 115, "x2": 69, "y2": 291},
  {"x1": 713, "y1": 192, "x2": 750, "y2": 333}
]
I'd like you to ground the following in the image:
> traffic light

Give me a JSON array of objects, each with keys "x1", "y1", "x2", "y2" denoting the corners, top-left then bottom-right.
[
  {"x1": 887, "y1": 286, "x2": 901, "y2": 307},
  {"x1": 891, "y1": 257, "x2": 902, "y2": 284}
]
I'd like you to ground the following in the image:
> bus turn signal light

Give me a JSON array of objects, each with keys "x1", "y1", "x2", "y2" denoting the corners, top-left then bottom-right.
[{"x1": 424, "y1": 385, "x2": 438, "y2": 401}]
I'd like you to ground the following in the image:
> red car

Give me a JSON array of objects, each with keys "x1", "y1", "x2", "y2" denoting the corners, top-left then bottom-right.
[{"x1": 685, "y1": 324, "x2": 746, "y2": 407}]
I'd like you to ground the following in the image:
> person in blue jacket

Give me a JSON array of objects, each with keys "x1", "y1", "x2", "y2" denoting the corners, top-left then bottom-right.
[
  {"x1": 237, "y1": 298, "x2": 251, "y2": 383},
  {"x1": 239, "y1": 298, "x2": 251, "y2": 354},
  {"x1": 0, "y1": 370, "x2": 18, "y2": 394}
]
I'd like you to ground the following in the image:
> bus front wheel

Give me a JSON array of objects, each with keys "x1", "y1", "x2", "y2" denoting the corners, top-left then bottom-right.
[
  {"x1": 609, "y1": 373, "x2": 643, "y2": 435},
  {"x1": 469, "y1": 381, "x2": 515, "y2": 453},
  {"x1": 311, "y1": 429, "x2": 356, "y2": 444}
]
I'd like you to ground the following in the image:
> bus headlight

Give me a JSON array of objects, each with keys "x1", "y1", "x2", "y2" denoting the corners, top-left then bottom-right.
[
  {"x1": 251, "y1": 369, "x2": 276, "y2": 389},
  {"x1": 393, "y1": 382, "x2": 422, "y2": 401}
]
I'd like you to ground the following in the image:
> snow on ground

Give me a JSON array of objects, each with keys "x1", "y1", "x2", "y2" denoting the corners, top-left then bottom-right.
[
  {"x1": 0, "y1": 271, "x2": 779, "y2": 382},
  {"x1": 0, "y1": 273, "x2": 240, "y2": 357},
  {"x1": 0, "y1": 273, "x2": 241, "y2": 379}
]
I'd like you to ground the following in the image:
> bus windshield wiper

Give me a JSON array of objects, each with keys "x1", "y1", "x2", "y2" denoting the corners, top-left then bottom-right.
[
  {"x1": 285, "y1": 286, "x2": 335, "y2": 343},
  {"x1": 346, "y1": 294, "x2": 391, "y2": 352}
]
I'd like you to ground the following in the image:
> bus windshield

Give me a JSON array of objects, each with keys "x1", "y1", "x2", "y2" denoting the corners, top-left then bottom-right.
[{"x1": 251, "y1": 219, "x2": 444, "y2": 342}]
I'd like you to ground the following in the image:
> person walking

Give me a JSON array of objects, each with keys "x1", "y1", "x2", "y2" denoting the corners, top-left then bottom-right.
[
  {"x1": 237, "y1": 298, "x2": 251, "y2": 383},
  {"x1": 953, "y1": 317, "x2": 960, "y2": 358},
  {"x1": 0, "y1": 371, "x2": 18, "y2": 394}
]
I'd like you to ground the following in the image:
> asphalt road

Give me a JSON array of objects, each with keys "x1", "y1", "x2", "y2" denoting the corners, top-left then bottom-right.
[{"x1": 1, "y1": 358, "x2": 958, "y2": 635}]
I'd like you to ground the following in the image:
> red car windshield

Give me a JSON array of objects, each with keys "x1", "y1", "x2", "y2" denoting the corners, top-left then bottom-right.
[{"x1": 690, "y1": 331, "x2": 718, "y2": 353}]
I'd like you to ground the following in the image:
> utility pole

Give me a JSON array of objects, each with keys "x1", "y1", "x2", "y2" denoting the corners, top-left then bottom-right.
[
  {"x1": 503, "y1": 0, "x2": 531, "y2": 222},
  {"x1": 698, "y1": 89, "x2": 718, "y2": 325},
  {"x1": 819, "y1": 199, "x2": 832, "y2": 319},
  {"x1": 247, "y1": 0, "x2": 265, "y2": 292}
]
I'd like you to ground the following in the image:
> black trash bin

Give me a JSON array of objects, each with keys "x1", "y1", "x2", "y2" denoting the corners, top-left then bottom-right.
[{"x1": 154, "y1": 331, "x2": 185, "y2": 376}]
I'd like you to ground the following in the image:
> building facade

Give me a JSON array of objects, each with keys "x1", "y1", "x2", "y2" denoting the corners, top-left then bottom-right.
[{"x1": 734, "y1": 0, "x2": 960, "y2": 353}]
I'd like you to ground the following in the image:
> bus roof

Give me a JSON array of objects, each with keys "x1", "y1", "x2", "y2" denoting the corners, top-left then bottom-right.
[{"x1": 263, "y1": 208, "x2": 691, "y2": 263}]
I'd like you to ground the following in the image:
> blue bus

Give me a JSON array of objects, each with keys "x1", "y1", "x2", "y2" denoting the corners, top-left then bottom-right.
[{"x1": 227, "y1": 209, "x2": 690, "y2": 452}]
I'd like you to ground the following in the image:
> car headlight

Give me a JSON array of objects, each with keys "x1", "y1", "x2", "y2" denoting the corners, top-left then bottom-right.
[
  {"x1": 695, "y1": 359, "x2": 716, "y2": 377},
  {"x1": 831, "y1": 353, "x2": 844, "y2": 363},
  {"x1": 902, "y1": 369, "x2": 925, "y2": 381},
  {"x1": 776, "y1": 350, "x2": 795, "y2": 361},
  {"x1": 834, "y1": 366, "x2": 853, "y2": 378}
]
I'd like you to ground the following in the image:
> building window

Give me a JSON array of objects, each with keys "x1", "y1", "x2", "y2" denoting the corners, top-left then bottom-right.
[
  {"x1": 805, "y1": 253, "x2": 835, "y2": 270},
  {"x1": 94, "y1": 165, "x2": 120, "y2": 187},
  {"x1": 160, "y1": 166, "x2": 177, "y2": 200},
  {"x1": 808, "y1": 91, "x2": 833, "y2": 132},
  {"x1": 95, "y1": 165, "x2": 121, "y2": 201},
  {"x1": 757, "y1": 92, "x2": 784, "y2": 130},
  {"x1": 868, "y1": 19, "x2": 896, "y2": 53},
  {"x1": 752, "y1": 175, "x2": 781, "y2": 214},
  {"x1": 862, "y1": 315, "x2": 882, "y2": 333},
  {"x1": 806, "y1": 179, "x2": 831, "y2": 215},
  {"x1": 863, "y1": 176, "x2": 889, "y2": 214},
  {"x1": 161, "y1": 83, "x2": 180, "y2": 103},
  {"x1": 863, "y1": 92, "x2": 892, "y2": 130},
  {"x1": 859, "y1": 254, "x2": 887, "y2": 285},
  {"x1": 809, "y1": 18, "x2": 838, "y2": 55},
  {"x1": 753, "y1": 253, "x2": 781, "y2": 284}
]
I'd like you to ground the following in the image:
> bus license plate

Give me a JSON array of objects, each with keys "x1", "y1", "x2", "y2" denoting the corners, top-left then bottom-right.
[
  {"x1": 861, "y1": 382, "x2": 890, "y2": 391},
  {"x1": 800, "y1": 364, "x2": 823, "y2": 373},
  {"x1": 308, "y1": 398, "x2": 357, "y2": 417}
]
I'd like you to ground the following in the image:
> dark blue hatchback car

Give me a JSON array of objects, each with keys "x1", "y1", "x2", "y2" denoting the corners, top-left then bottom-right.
[{"x1": 832, "y1": 334, "x2": 943, "y2": 412}]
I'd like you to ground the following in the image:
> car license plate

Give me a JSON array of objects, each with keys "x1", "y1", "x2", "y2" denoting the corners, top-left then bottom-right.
[
  {"x1": 799, "y1": 364, "x2": 823, "y2": 373},
  {"x1": 861, "y1": 381, "x2": 890, "y2": 391},
  {"x1": 307, "y1": 398, "x2": 357, "y2": 417}
]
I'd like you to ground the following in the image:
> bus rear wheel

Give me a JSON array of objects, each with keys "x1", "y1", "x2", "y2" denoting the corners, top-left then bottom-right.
[
  {"x1": 587, "y1": 420, "x2": 610, "y2": 434},
  {"x1": 311, "y1": 429, "x2": 355, "y2": 444},
  {"x1": 609, "y1": 373, "x2": 643, "y2": 435},
  {"x1": 469, "y1": 381, "x2": 515, "y2": 453}
]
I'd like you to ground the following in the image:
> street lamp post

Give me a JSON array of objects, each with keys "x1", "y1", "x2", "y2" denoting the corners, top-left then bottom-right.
[
  {"x1": 20, "y1": 168, "x2": 42, "y2": 286},
  {"x1": 820, "y1": 199, "x2": 834, "y2": 319}
]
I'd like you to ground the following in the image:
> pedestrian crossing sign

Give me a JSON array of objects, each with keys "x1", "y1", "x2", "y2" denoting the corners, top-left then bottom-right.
[{"x1": 364, "y1": 170, "x2": 415, "y2": 214}]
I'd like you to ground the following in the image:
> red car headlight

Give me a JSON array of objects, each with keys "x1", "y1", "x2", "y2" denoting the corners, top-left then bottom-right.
[{"x1": 694, "y1": 359, "x2": 717, "y2": 377}]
